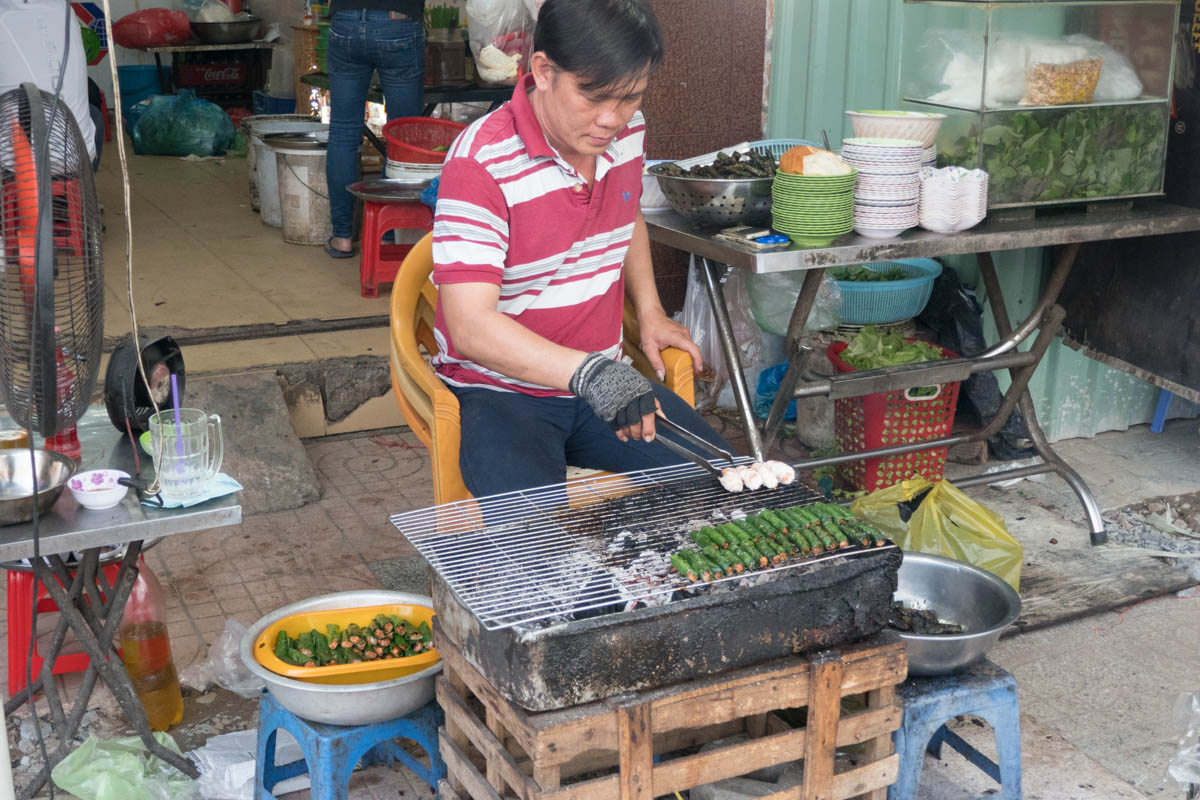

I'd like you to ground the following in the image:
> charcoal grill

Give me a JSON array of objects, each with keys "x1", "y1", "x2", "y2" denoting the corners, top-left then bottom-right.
[{"x1": 390, "y1": 462, "x2": 901, "y2": 710}]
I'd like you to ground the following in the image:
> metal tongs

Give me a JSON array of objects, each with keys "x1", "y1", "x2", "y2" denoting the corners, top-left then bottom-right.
[{"x1": 653, "y1": 413, "x2": 738, "y2": 477}]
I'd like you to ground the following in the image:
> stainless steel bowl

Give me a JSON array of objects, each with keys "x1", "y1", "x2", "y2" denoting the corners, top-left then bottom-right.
[
  {"x1": 190, "y1": 17, "x2": 261, "y2": 44},
  {"x1": 650, "y1": 165, "x2": 773, "y2": 228},
  {"x1": 0, "y1": 450, "x2": 76, "y2": 526},
  {"x1": 894, "y1": 551, "x2": 1022, "y2": 677},
  {"x1": 240, "y1": 590, "x2": 441, "y2": 726}
]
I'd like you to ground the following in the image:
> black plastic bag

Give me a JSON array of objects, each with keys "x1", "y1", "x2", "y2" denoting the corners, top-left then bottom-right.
[{"x1": 918, "y1": 264, "x2": 1035, "y2": 461}]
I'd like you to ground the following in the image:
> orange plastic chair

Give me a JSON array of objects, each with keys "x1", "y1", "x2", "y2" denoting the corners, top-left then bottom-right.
[{"x1": 389, "y1": 232, "x2": 695, "y2": 505}]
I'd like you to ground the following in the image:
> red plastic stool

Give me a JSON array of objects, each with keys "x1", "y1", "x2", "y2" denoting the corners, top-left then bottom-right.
[
  {"x1": 6, "y1": 561, "x2": 129, "y2": 697},
  {"x1": 359, "y1": 200, "x2": 433, "y2": 298}
]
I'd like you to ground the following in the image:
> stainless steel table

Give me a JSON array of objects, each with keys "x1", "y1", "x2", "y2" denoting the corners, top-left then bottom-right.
[
  {"x1": 1, "y1": 407, "x2": 242, "y2": 798},
  {"x1": 645, "y1": 201, "x2": 1200, "y2": 546}
]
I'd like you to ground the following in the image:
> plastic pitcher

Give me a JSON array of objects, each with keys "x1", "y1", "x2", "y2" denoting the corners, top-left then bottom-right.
[{"x1": 148, "y1": 409, "x2": 223, "y2": 501}]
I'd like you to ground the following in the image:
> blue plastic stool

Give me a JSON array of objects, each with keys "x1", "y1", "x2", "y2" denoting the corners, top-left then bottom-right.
[
  {"x1": 889, "y1": 659, "x2": 1022, "y2": 800},
  {"x1": 254, "y1": 691, "x2": 445, "y2": 799}
]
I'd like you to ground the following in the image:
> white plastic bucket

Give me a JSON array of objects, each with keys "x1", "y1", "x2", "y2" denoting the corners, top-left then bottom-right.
[
  {"x1": 243, "y1": 115, "x2": 319, "y2": 211},
  {"x1": 274, "y1": 147, "x2": 331, "y2": 246},
  {"x1": 250, "y1": 120, "x2": 326, "y2": 225}
]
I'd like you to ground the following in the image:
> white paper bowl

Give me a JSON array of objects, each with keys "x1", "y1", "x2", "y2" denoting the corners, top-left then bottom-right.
[{"x1": 67, "y1": 469, "x2": 130, "y2": 510}]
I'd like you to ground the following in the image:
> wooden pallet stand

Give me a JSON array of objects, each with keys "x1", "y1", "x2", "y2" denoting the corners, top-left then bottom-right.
[{"x1": 435, "y1": 628, "x2": 907, "y2": 800}]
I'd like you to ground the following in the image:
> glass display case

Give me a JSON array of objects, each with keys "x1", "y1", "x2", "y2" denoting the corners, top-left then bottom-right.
[{"x1": 900, "y1": 0, "x2": 1178, "y2": 208}]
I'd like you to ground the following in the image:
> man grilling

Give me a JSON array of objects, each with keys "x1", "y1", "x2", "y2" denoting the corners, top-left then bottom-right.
[{"x1": 431, "y1": 0, "x2": 730, "y2": 497}]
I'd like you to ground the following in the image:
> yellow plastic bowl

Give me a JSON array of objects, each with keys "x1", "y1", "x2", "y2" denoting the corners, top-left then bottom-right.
[{"x1": 253, "y1": 602, "x2": 439, "y2": 685}]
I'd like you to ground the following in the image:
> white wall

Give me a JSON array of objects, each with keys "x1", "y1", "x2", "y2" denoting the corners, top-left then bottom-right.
[{"x1": 87, "y1": 0, "x2": 159, "y2": 102}]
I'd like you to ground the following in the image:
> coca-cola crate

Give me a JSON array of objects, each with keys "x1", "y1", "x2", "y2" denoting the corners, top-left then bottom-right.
[{"x1": 176, "y1": 62, "x2": 247, "y2": 88}]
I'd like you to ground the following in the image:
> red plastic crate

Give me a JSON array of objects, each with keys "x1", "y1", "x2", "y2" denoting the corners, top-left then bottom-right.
[
  {"x1": 176, "y1": 62, "x2": 247, "y2": 88},
  {"x1": 827, "y1": 340, "x2": 961, "y2": 491}
]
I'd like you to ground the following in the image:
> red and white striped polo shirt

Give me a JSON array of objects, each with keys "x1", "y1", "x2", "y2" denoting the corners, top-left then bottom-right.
[{"x1": 430, "y1": 73, "x2": 646, "y2": 397}]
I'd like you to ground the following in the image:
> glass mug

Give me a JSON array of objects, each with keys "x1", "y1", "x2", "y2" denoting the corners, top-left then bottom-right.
[{"x1": 148, "y1": 409, "x2": 224, "y2": 501}]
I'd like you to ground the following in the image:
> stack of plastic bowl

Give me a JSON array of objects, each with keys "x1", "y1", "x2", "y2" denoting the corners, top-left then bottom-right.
[
  {"x1": 841, "y1": 137, "x2": 923, "y2": 239},
  {"x1": 918, "y1": 167, "x2": 989, "y2": 233},
  {"x1": 921, "y1": 144, "x2": 937, "y2": 169},
  {"x1": 769, "y1": 168, "x2": 858, "y2": 247}
]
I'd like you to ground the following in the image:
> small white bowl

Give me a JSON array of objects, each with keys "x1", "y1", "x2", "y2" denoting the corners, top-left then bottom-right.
[
  {"x1": 67, "y1": 469, "x2": 131, "y2": 510},
  {"x1": 855, "y1": 225, "x2": 914, "y2": 239}
]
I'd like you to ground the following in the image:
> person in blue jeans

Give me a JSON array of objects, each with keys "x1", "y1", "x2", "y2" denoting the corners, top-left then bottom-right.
[{"x1": 324, "y1": 0, "x2": 424, "y2": 258}]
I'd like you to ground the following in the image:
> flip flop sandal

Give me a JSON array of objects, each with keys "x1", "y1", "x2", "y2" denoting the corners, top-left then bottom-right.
[{"x1": 325, "y1": 237, "x2": 355, "y2": 259}]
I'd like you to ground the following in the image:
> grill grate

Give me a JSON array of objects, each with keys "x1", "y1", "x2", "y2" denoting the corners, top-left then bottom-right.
[{"x1": 389, "y1": 461, "x2": 896, "y2": 631}]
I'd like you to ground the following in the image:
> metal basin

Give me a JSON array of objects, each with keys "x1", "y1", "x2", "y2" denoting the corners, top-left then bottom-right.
[
  {"x1": 346, "y1": 177, "x2": 430, "y2": 204},
  {"x1": 0, "y1": 450, "x2": 76, "y2": 526},
  {"x1": 262, "y1": 131, "x2": 328, "y2": 151},
  {"x1": 240, "y1": 590, "x2": 441, "y2": 725},
  {"x1": 649, "y1": 165, "x2": 773, "y2": 228},
  {"x1": 190, "y1": 18, "x2": 261, "y2": 44},
  {"x1": 893, "y1": 551, "x2": 1021, "y2": 677}
]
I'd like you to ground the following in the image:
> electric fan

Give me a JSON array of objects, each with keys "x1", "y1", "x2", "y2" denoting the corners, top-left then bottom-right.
[{"x1": 0, "y1": 83, "x2": 104, "y2": 438}]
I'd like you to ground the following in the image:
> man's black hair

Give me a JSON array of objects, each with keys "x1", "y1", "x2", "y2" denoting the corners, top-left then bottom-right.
[{"x1": 533, "y1": 0, "x2": 664, "y2": 96}]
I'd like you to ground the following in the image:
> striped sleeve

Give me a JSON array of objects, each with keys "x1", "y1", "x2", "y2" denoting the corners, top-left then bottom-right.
[{"x1": 432, "y1": 157, "x2": 511, "y2": 286}]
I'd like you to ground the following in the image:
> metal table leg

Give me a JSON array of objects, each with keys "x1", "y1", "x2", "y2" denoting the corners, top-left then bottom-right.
[
  {"x1": 975, "y1": 247, "x2": 1107, "y2": 544},
  {"x1": 698, "y1": 257, "x2": 764, "y2": 460},
  {"x1": 9, "y1": 541, "x2": 198, "y2": 799},
  {"x1": 153, "y1": 53, "x2": 170, "y2": 94},
  {"x1": 763, "y1": 342, "x2": 812, "y2": 456},
  {"x1": 760, "y1": 268, "x2": 829, "y2": 455}
]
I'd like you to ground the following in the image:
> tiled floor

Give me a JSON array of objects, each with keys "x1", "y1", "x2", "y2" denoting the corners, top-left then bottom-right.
[
  {"x1": 1, "y1": 430, "x2": 437, "y2": 798},
  {"x1": 96, "y1": 155, "x2": 390, "y2": 341}
]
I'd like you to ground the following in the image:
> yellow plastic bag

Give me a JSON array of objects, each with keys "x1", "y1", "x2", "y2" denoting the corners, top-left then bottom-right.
[{"x1": 850, "y1": 477, "x2": 1023, "y2": 591}]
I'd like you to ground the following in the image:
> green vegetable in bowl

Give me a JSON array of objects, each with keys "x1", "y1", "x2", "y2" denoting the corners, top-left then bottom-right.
[
  {"x1": 938, "y1": 103, "x2": 1167, "y2": 206},
  {"x1": 841, "y1": 326, "x2": 944, "y2": 370},
  {"x1": 832, "y1": 265, "x2": 910, "y2": 282},
  {"x1": 274, "y1": 614, "x2": 433, "y2": 667}
]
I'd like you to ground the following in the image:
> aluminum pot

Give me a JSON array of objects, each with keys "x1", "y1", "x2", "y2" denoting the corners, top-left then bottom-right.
[
  {"x1": 190, "y1": 17, "x2": 262, "y2": 44},
  {"x1": 893, "y1": 551, "x2": 1022, "y2": 676},
  {"x1": 0, "y1": 450, "x2": 76, "y2": 526},
  {"x1": 240, "y1": 590, "x2": 441, "y2": 725}
]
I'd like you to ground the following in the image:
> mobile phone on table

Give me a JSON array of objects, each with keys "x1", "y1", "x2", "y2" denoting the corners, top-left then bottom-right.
[{"x1": 719, "y1": 225, "x2": 771, "y2": 241}]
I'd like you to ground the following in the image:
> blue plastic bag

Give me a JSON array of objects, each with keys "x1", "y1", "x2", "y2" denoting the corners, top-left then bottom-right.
[
  {"x1": 130, "y1": 90, "x2": 234, "y2": 157},
  {"x1": 420, "y1": 176, "x2": 440, "y2": 210},
  {"x1": 123, "y1": 94, "x2": 170, "y2": 134},
  {"x1": 754, "y1": 362, "x2": 797, "y2": 421}
]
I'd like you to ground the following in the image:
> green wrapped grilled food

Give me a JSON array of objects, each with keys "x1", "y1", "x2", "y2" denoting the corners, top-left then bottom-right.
[
  {"x1": 273, "y1": 613, "x2": 433, "y2": 668},
  {"x1": 671, "y1": 502, "x2": 892, "y2": 586}
]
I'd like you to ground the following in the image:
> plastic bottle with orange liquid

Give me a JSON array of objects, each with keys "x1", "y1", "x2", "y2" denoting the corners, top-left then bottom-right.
[{"x1": 119, "y1": 563, "x2": 184, "y2": 731}]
